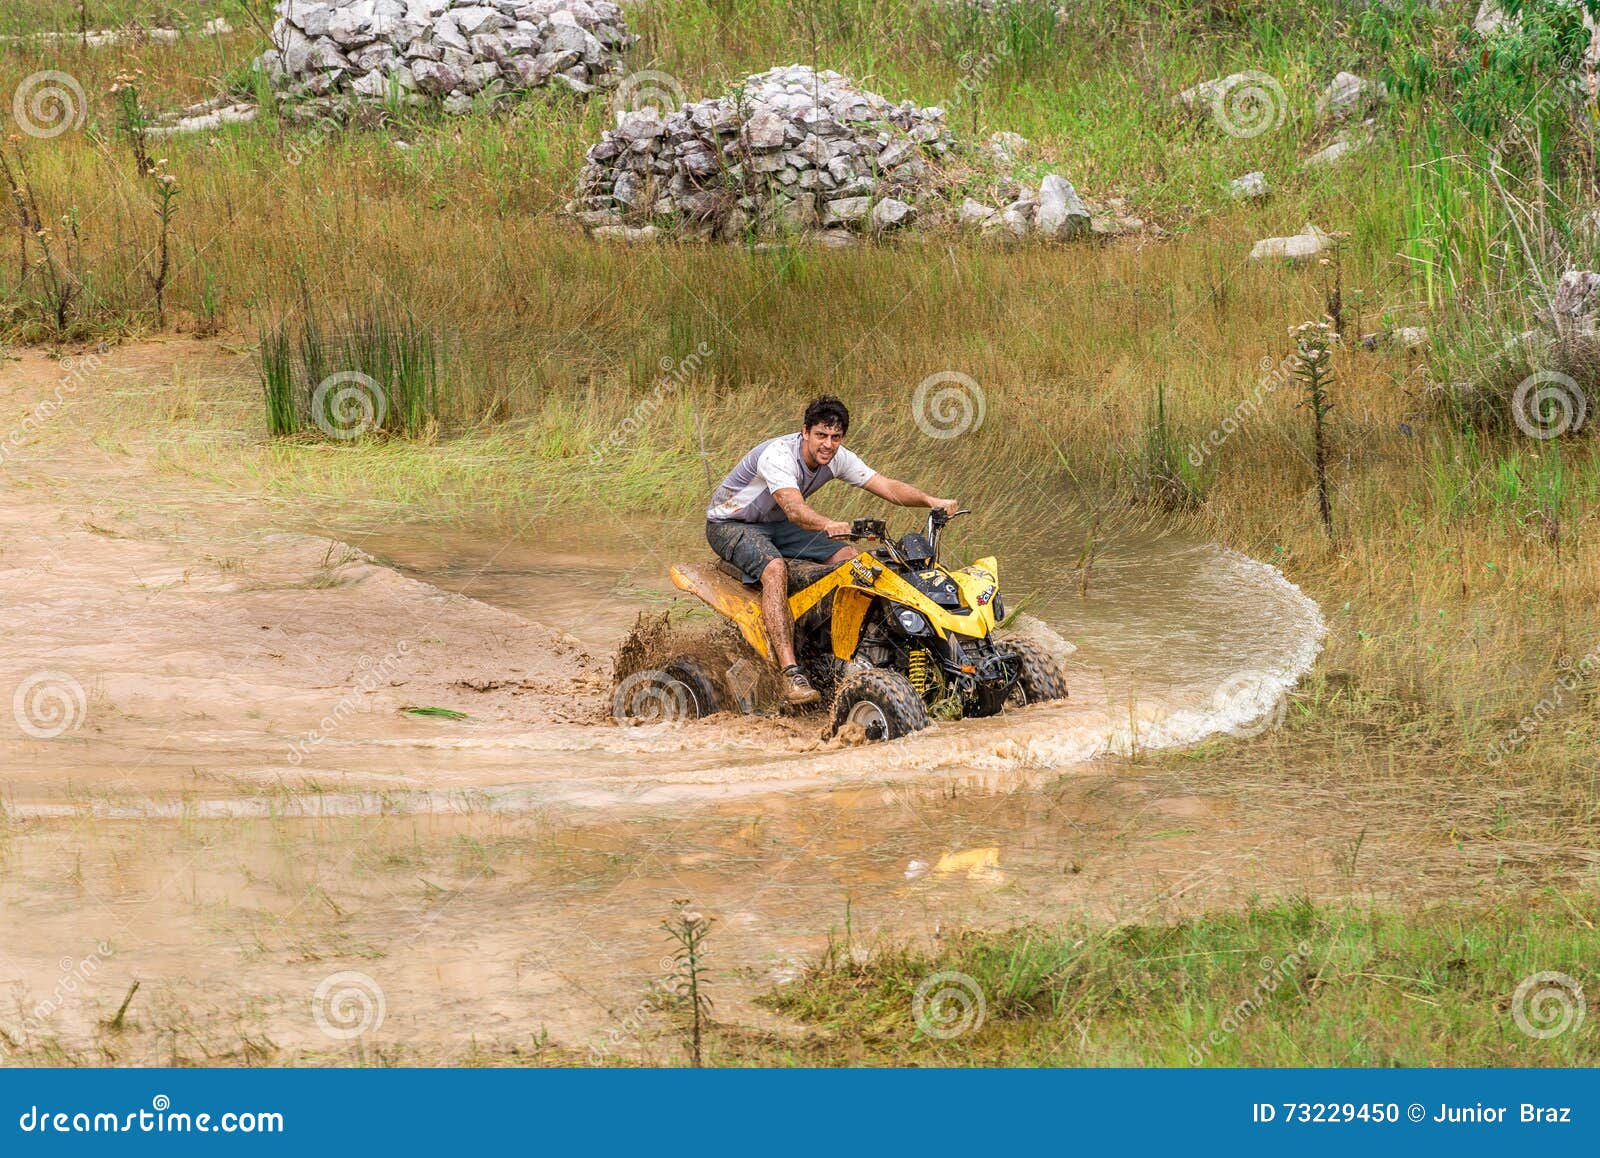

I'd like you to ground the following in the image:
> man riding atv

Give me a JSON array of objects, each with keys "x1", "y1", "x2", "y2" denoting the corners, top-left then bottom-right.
[{"x1": 705, "y1": 395, "x2": 958, "y2": 706}]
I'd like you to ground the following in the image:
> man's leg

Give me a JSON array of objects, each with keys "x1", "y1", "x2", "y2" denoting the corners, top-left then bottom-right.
[{"x1": 759, "y1": 557, "x2": 797, "y2": 669}]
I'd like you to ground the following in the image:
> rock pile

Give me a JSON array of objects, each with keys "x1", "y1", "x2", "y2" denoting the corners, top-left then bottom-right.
[
  {"x1": 571, "y1": 64, "x2": 1110, "y2": 243},
  {"x1": 258, "y1": 0, "x2": 632, "y2": 114}
]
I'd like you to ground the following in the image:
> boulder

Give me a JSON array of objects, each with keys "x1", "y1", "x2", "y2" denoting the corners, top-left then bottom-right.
[{"x1": 1035, "y1": 173, "x2": 1089, "y2": 239}]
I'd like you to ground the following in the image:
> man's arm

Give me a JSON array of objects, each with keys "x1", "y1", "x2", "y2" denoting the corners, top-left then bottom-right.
[
  {"x1": 863, "y1": 474, "x2": 958, "y2": 515},
  {"x1": 773, "y1": 487, "x2": 852, "y2": 538}
]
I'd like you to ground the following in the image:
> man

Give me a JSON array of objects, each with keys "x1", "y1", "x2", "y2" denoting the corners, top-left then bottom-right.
[{"x1": 705, "y1": 395, "x2": 959, "y2": 706}]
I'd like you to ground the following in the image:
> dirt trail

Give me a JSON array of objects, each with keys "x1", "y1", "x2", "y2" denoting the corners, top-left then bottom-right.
[{"x1": 0, "y1": 339, "x2": 1514, "y2": 1066}]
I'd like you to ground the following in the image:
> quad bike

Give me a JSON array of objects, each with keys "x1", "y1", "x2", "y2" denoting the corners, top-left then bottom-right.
[{"x1": 624, "y1": 509, "x2": 1069, "y2": 742}]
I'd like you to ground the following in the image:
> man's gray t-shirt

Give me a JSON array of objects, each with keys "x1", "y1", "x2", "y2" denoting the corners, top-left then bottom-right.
[{"x1": 705, "y1": 432, "x2": 876, "y2": 523}]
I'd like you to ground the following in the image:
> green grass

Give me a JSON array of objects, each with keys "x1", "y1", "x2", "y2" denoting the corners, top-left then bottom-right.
[{"x1": 744, "y1": 896, "x2": 1599, "y2": 1066}]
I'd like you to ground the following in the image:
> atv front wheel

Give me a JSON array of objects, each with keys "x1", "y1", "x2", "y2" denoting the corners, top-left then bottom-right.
[
  {"x1": 998, "y1": 639, "x2": 1070, "y2": 705},
  {"x1": 829, "y1": 668, "x2": 929, "y2": 742}
]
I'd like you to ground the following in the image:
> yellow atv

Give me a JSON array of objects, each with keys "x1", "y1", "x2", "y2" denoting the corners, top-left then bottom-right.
[{"x1": 658, "y1": 509, "x2": 1069, "y2": 741}]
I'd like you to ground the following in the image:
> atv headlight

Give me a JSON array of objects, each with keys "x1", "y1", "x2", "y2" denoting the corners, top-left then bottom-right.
[
  {"x1": 992, "y1": 594, "x2": 1005, "y2": 621},
  {"x1": 897, "y1": 609, "x2": 928, "y2": 635}
]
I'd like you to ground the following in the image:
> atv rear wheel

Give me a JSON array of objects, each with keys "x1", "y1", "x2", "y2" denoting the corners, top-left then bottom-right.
[
  {"x1": 829, "y1": 668, "x2": 929, "y2": 742},
  {"x1": 662, "y1": 655, "x2": 727, "y2": 717},
  {"x1": 998, "y1": 639, "x2": 1070, "y2": 705},
  {"x1": 613, "y1": 654, "x2": 726, "y2": 724}
]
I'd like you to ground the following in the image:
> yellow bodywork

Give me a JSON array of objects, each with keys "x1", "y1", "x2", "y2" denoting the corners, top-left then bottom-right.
[{"x1": 670, "y1": 553, "x2": 1000, "y2": 663}]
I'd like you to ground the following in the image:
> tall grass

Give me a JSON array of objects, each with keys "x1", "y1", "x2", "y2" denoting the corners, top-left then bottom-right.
[{"x1": 258, "y1": 304, "x2": 445, "y2": 439}]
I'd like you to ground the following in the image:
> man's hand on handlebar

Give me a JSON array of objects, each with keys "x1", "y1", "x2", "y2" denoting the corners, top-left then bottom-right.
[
  {"x1": 824, "y1": 520, "x2": 854, "y2": 539},
  {"x1": 931, "y1": 498, "x2": 960, "y2": 517}
]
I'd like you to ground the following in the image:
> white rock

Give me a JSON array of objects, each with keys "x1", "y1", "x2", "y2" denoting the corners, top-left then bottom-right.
[
  {"x1": 1552, "y1": 270, "x2": 1600, "y2": 324},
  {"x1": 1001, "y1": 198, "x2": 1036, "y2": 237},
  {"x1": 1035, "y1": 173, "x2": 1089, "y2": 239},
  {"x1": 1317, "y1": 71, "x2": 1387, "y2": 123},
  {"x1": 291, "y1": 3, "x2": 334, "y2": 35},
  {"x1": 592, "y1": 224, "x2": 659, "y2": 242},
  {"x1": 1228, "y1": 171, "x2": 1269, "y2": 200},
  {"x1": 1474, "y1": 0, "x2": 1517, "y2": 35},
  {"x1": 742, "y1": 110, "x2": 788, "y2": 149},
  {"x1": 1249, "y1": 223, "x2": 1332, "y2": 263},
  {"x1": 870, "y1": 197, "x2": 914, "y2": 230},
  {"x1": 987, "y1": 130, "x2": 1027, "y2": 164},
  {"x1": 822, "y1": 196, "x2": 872, "y2": 225},
  {"x1": 959, "y1": 198, "x2": 997, "y2": 226}
]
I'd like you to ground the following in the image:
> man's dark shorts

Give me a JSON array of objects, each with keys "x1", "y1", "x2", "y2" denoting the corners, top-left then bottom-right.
[{"x1": 705, "y1": 518, "x2": 843, "y2": 585}]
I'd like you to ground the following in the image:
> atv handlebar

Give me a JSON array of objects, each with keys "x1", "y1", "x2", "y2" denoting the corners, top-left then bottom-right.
[{"x1": 833, "y1": 517, "x2": 888, "y2": 541}]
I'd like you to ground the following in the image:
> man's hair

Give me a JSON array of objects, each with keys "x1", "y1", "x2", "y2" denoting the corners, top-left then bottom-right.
[{"x1": 803, "y1": 395, "x2": 850, "y2": 435}]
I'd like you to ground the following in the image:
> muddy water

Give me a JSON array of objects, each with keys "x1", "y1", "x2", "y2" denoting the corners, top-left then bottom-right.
[{"x1": 346, "y1": 510, "x2": 1325, "y2": 783}]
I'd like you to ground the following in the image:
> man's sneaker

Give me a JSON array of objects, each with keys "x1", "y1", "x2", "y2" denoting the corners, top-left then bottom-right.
[{"x1": 780, "y1": 664, "x2": 822, "y2": 707}]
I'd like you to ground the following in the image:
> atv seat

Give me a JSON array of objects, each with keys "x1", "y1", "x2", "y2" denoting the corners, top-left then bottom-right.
[{"x1": 715, "y1": 557, "x2": 838, "y2": 595}]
